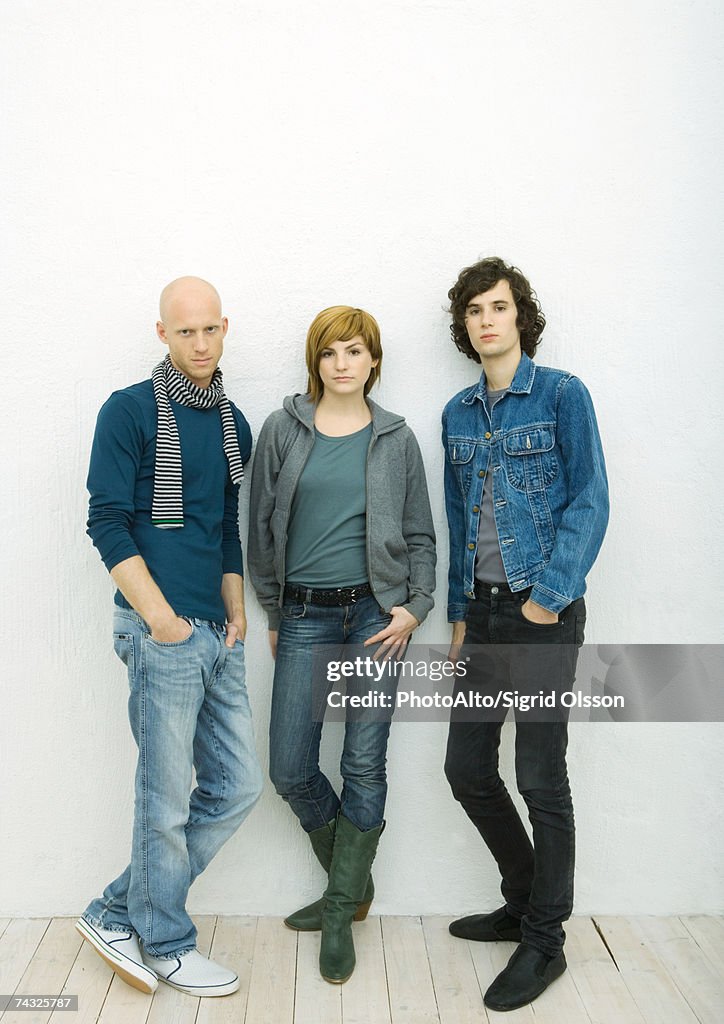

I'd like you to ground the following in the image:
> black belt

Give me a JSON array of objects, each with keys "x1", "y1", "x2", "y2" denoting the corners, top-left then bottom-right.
[{"x1": 284, "y1": 582, "x2": 373, "y2": 607}]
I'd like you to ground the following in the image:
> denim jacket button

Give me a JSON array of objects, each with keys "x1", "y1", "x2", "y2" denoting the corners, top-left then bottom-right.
[
  {"x1": 478, "y1": 470, "x2": 485, "y2": 477},
  {"x1": 484, "y1": 432, "x2": 492, "y2": 439},
  {"x1": 467, "y1": 543, "x2": 475, "y2": 550},
  {"x1": 473, "y1": 505, "x2": 480, "y2": 513}
]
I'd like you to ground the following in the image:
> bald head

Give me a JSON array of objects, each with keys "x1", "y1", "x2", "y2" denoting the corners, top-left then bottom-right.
[
  {"x1": 159, "y1": 276, "x2": 222, "y2": 322},
  {"x1": 156, "y1": 276, "x2": 228, "y2": 388}
]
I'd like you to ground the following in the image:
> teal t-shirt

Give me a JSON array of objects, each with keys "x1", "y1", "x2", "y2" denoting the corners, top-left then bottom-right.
[{"x1": 285, "y1": 424, "x2": 371, "y2": 588}]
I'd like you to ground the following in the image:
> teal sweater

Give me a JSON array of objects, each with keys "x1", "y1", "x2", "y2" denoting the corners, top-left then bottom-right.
[{"x1": 86, "y1": 378, "x2": 252, "y2": 624}]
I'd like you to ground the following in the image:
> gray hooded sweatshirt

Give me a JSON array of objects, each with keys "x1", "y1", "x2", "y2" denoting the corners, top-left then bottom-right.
[{"x1": 248, "y1": 394, "x2": 436, "y2": 629}]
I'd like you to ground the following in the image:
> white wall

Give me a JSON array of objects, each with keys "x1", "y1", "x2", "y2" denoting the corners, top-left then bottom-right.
[{"x1": 2, "y1": 0, "x2": 723, "y2": 918}]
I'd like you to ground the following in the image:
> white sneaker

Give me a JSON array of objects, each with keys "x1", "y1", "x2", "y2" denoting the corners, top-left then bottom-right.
[
  {"x1": 141, "y1": 948, "x2": 239, "y2": 997},
  {"x1": 75, "y1": 918, "x2": 158, "y2": 994}
]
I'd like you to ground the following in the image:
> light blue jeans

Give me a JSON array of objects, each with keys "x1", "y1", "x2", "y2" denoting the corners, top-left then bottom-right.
[{"x1": 83, "y1": 609, "x2": 262, "y2": 957}]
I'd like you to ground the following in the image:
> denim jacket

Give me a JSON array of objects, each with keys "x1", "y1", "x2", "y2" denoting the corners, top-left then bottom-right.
[{"x1": 442, "y1": 353, "x2": 609, "y2": 620}]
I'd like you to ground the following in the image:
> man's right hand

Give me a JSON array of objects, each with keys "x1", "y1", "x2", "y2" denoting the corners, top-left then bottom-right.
[
  {"x1": 111, "y1": 556, "x2": 192, "y2": 645},
  {"x1": 150, "y1": 616, "x2": 193, "y2": 643}
]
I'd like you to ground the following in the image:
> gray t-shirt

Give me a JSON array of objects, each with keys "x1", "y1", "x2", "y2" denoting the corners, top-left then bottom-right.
[
  {"x1": 475, "y1": 388, "x2": 507, "y2": 583},
  {"x1": 285, "y1": 424, "x2": 371, "y2": 587}
]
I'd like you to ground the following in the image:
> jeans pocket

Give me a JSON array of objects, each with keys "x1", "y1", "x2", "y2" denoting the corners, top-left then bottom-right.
[
  {"x1": 517, "y1": 601, "x2": 563, "y2": 629},
  {"x1": 112, "y1": 632, "x2": 135, "y2": 672},
  {"x1": 145, "y1": 619, "x2": 196, "y2": 647}
]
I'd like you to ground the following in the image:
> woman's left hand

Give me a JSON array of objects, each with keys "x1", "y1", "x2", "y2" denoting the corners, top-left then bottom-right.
[{"x1": 364, "y1": 606, "x2": 419, "y2": 660}]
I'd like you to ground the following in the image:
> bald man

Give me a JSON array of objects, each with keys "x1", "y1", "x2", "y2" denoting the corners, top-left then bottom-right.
[{"x1": 77, "y1": 278, "x2": 262, "y2": 998}]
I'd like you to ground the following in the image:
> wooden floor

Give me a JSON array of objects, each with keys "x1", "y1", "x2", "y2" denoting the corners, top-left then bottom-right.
[{"x1": 0, "y1": 915, "x2": 722, "y2": 1024}]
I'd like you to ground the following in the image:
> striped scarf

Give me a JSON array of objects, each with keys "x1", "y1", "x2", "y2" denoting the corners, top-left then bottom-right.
[{"x1": 151, "y1": 355, "x2": 244, "y2": 529}]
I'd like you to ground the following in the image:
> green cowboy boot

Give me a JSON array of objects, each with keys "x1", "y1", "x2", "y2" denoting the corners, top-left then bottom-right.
[
  {"x1": 284, "y1": 817, "x2": 374, "y2": 930},
  {"x1": 319, "y1": 814, "x2": 383, "y2": 983}
]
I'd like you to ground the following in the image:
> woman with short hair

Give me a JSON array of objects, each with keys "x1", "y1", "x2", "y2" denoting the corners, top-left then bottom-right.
[{"x1": 248, "y1": 305, "x2": 436, "y2": 984}]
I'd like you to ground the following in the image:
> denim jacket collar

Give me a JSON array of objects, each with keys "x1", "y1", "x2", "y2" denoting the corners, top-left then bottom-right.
[{"x1": 462, "y1": 352, "x2": 536, "y2": 406}]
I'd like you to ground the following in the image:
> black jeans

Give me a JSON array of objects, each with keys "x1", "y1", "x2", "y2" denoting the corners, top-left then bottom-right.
[{"x1": 444, "y1": 582, "x2": 586, "y2": 956}]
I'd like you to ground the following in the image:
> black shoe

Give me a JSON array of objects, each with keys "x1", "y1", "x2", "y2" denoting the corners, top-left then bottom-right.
[
  {"x1": 484, "y1": 943, "x2": 567, "y2": 1011},
  {"x1": 448, "y1": 906, "x2": 523, "y2": 942}
]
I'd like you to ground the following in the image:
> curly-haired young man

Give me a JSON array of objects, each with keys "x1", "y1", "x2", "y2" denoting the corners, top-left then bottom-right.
[{"x1": 442, "y1": 257, "x2": 609, "y2": 1012}]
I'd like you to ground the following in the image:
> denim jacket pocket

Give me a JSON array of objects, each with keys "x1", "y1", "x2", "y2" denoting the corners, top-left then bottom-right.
[
  {"x1": 446, "y1": 440, "x2": 477, "y2": 497},
  {"x1": 503, "y1": 424, "x2": 558, "y2": 492}
]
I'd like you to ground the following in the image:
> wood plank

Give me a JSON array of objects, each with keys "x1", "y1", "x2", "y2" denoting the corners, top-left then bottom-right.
[
  {"x1": 196, "y1": 916, "x2": 258, "y2": 1024},
  {"x1": 467, "y1": 938, "x2": 535, "y2": 1024},
  {"x1": 95, "y1": 972, "x2": 152, "y2": 1024},
  {"x1": 47, "y1": 934, "x2": 113, "y2": 1024},
  {"x1": 141, "y1": 915, "x2": 215, "y2": 1024},
  {"x1": 9, "y1": 914, "x2": 721, "y2": 1024},
  {"x1": 594, "y1": 916, "x2": 699, "y2": 1024},
  {"x1": 243, "y1": 916, "x2": 296, "y2": 1024},
  {"x1": 382, "y1": 916, "x2": 439, "y2": 1024},
  {"x1": 421, "y1": 916, "x2": 483, "y2": 1024},
  {"x1": 679, "y1": 916, "x2": 724, "y2": 977},
  {"x1": 1, "y1": 919, "x2": 83, "y2": 1024},
  {"x1": 341, "y1": 918, "x2": 392, "y2": 1024},
  {"x1": 564, "y1": 916, "x2": 646, "y2": 1024},
  {"x1": 0, "y1": 920, "x2": 51, "y2": 998},
  {"x1": 294, "y1": 930, "x2": 342, "y2": 1024},
  {"x1": 632, "y1": 916, "x2": 724, "y2": 1024},
  {"x1": 525, "y1": 964, "x2": 591, "y2": 1024}
]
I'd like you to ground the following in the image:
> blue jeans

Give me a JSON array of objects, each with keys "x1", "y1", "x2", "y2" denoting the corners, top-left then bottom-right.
[
  {"x1": 83, "y1": 610, "x2": 263, "y2": 957},
  {"x1": 269, "y1": 594, "x2": 396, "y2": 833},
  {"x1": 444, "y1": 583, "x2": 586, "y2": 957}
]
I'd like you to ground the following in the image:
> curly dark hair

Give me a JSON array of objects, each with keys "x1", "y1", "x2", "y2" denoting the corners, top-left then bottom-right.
[{"x1": 448, "y1": 257, "x2": 545, "y2": 361}]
